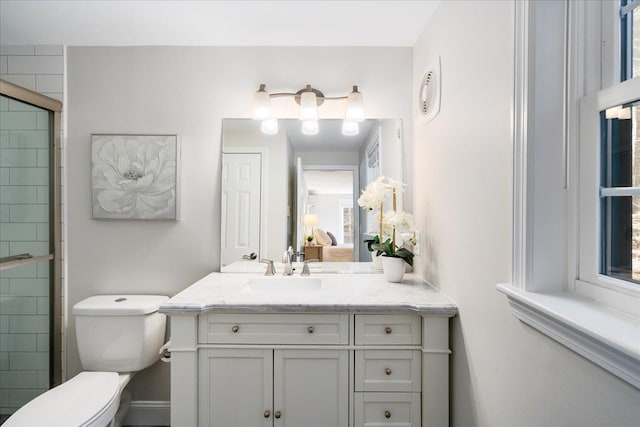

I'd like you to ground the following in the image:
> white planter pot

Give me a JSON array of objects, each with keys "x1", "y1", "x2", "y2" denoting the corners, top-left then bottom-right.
[
  {"x1": 370, "y1": 252, "x2": 383, "y2": 272},
  {"x1": 381, "y1": 256, "x2": 406, "y2": 283}
]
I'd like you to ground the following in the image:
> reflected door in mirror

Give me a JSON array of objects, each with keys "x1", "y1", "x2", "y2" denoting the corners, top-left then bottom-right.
[{"x1": 221, "y1": 153, "x2": 261, "y2": 266}]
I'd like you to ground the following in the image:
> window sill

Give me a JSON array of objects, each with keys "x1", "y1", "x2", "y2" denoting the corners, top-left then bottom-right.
[{"x1": 496, "y1": 284, "x2": 640, "y2": 390}]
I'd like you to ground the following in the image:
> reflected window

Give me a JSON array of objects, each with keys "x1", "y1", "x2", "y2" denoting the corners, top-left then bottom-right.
[{"x1": 621, "y1": 0, "x2": 640, "y2": 80}]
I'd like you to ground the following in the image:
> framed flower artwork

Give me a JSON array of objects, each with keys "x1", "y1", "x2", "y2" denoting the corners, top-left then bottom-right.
[{"x1": 91, "y1": 134, "x2": 180, "y2": 220}]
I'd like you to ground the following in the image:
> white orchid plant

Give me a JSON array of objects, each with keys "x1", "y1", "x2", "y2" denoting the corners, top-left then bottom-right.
[{"x1": 357, "y1": 177, "x2": 417, "y2": 266}]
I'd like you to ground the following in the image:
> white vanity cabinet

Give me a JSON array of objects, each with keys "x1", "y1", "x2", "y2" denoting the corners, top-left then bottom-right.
[
  {"x1": 162, "y1": 272, "x2": 456, "y2": 427},
  {"x1": 196, "y1": 313, "x2": 350, "y2": 426}
]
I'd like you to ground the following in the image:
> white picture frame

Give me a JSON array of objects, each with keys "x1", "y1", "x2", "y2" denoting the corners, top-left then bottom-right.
[{"x1": 91, "y1": 134, "x2": 179, "y2": 220}]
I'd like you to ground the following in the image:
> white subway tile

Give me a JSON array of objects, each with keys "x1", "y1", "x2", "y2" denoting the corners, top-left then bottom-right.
[
  {"x1": 0, "y1": 148, "x2": 37, "y2": 167},
  {"x1": 9, "y1": 130, "x2": 48, "y2": 148},
  {"x1": 36, "y1": 186, "x2": 49, "y2": 203},
  {"x1": 0, "y1": 334, "x2": 36, "y2": 352},
  {"x1": 0, "y1": 296, "x2": 37, "y2": 315},
  {"x1": 0, "y1": 223, "x2": 37, "y2": 241},
  {"x1": 0, "y1": 56, "x2": 7, "y2": 74},
  {"x1": 36, "y1": 370, "x2": 48, "y2": 388},
  {"x1": 0, "y1": 317, "x2": 8, "y2": 334},
  {"x1": 10, "y1": 204, "x2": 49, "y2": 223},
  {"x1": 40, "y1": 92, "x2": 62, "y2": 102},
  {"x1": 36, "y1": 148, "x2": 48, "y2": 167},
  {"x1": 35, "y1": 112, "x2": 49, "y2": 130},
  {"x1": 0, "y1": 112, "x2": 37, "y2": 130},
  {"x1": 8, "y1": 56, "x2": 62, "y2": 74},
  {"x1": 9, "y1": 278, "x2": 48, "y2": 297},
  {"x1": 0, "y1": 353, "x2": 8, "y2": 370},
  {"x1": 36, "y1": 333, "x2": 48, "y2": 351},
  {"x1": 36, "y1": 298, "x2": 48, "y2": 315},
  {"x1": 35, "y1": 74, "x2": 63, "y2": 93},
  {"x1": 0, "y1": 278, "x2": 8, "y2": 294},
  {"x1": 0, "y1": 186, "x2": 37, "y2": 204},
  {"x1": 2, "y1": 264, "x2": 37, "y2": 280},
  {"x1": 0, "y1": 242, "x2": 8, "y2": 257},
  {"x1": 9, "y1": 242, "x2": 49, "y2": 256},
  {"x1": 3, "y1": 389, "x2": 45, "y2": 408},
  {"x1": 8, "y1": 99, "x2": 41, "y2": 112},
  {"x1": 34, "y1": 45, "x2": 63, "y2": 56},
  {"x1": 0, "y1": 132, "x2": 7, "y2": 149},
  {"x1": 0, "y1": 371, "x2": 37, "y2": 389},
  {"x1": 0, "y1": 96, "x2": 8, "y2": 112},
  {"x1": 0, "y1": 168, "x2": 8, "y2": 184},
  {"x1": 9, "y1": 316, "x2": 49, "y2": 334},
  {"x1": 0, "y1": 74, "x2": 36, "y2": 91},
  {"x1": 0, "y1": 46, "x2": 35, "y2": 56},
  {"x1": 36, "y1": 223, "x2": 49, "y2": 241},
  {"x1": 10, "y1": 168, "x2": 49, "y2": 186},
  {"x1": 37, "y1": 262, "x2": 49, "y2": 279},
  {"x1": 0, "y1": 205, "x2": 8, "y2": 223}
]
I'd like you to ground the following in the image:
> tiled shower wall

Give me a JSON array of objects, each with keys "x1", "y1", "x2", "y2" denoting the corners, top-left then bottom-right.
[{"x1": 0, "y1": 45, "x2": 64, "y2": 415}]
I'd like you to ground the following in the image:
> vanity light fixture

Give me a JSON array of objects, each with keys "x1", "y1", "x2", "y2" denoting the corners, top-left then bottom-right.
[{"x1": 252, "y1": 84, "x2": 365, "y2": 136}]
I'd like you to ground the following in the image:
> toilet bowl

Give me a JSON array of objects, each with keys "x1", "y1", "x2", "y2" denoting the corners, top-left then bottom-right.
[{"x1": 4, "y1": 295, "x2": 168, "y2": 427}]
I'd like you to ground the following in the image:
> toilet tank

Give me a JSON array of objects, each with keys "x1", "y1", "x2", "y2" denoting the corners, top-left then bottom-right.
[{"x1": 73, "y1": 295, "x2": 169, "y2": 372}]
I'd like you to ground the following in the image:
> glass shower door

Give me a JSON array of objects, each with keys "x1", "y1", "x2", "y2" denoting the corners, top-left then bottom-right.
[{"x1": 0, "y1": 92, "x2": 55, "y2": 421}]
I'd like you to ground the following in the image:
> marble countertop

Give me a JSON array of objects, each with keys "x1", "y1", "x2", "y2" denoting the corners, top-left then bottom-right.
[{"x1": 160, "y1": 272, "x2": 457, "y2": 316}]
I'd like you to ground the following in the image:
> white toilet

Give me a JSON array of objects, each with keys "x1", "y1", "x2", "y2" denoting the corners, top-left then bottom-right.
[{"x1": 4, "y1": 294, "x2": 169, "y2": 427}]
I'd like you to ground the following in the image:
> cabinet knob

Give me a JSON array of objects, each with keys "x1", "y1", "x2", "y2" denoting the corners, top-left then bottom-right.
[
  {"x1": 231, "y1": 325, "x2": 239, "y2": 333},
  {"x1": 384, "y1": 410, "x2": 391, "y2": 419},
  {"x1": 385, "y1": 367, "x2": 392, "y2": 376},
  {"x1": 385, "y1": 326, "x2": 392, "y2": 334},
  {"x1": 307, "y1": 326, "x2": 315, "y2": 334},
  {"x1": 274, "y1": 410, "x2": 282, "y2": 419},
  {"x1": 263, "y1": 410, "x2": 270, "y2": 418}
]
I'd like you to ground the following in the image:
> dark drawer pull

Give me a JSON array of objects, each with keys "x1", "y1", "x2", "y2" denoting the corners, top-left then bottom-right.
[
  {"x1": 384, "y1": 410, "x2": 391, "y2": 419},
  {"x1": 385, "y1": 367, "x2": 392, "y2": 375},
  {"x1": 307, "y1": 326, "x2": 315, "y2": 334},
  {"x1": 231, "y1": 325, "x2": 239, "y2": 333},
  {"x1": 385, "y1": 327, "x2": 392, "y2": 334}
]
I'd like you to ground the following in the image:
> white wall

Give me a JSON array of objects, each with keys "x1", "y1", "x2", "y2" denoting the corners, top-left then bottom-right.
[
  {"x1": 310, "y1": 193, "x2": 351, "y2": 244},
  {"x1": 65, "y1": 46, "x2": 412, "y2": 401},
  {"x1": 412, "y1": 1, "x2": 640, "y2": 426}
]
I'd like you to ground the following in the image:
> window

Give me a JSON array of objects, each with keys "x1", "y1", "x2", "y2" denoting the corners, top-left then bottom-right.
[
  {"x1": 339, "y1": 201, "x2": 354, "y2": 244},
  {"x1": 600, "y1": 100, "x2": 640, "y2": 284},
  {"x1": 620, "y1": 0, "x2": 639, "y2": 81},
  {"x1": 499, "y1": 0, "x2": 640, "y2": 391}
]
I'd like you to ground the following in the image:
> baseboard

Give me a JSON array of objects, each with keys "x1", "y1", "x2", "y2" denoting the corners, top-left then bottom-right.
[{"x1": 122, "y1": 400, "x2": 170, "y2": 426}]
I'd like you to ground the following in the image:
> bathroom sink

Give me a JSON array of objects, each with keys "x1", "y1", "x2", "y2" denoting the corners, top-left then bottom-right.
[{"x1": 245, "y1": 277, "x2": 322, "y2": 293}]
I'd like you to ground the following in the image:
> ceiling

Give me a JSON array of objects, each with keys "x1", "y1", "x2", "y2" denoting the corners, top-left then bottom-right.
[{"x1": 0, "y1": 1, "x2": 440, "y2": 47}]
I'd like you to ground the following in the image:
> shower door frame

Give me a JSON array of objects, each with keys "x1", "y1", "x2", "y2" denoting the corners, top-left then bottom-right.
[{"x1": 0, "y1": 79, "x2": 63, "y2": 387}]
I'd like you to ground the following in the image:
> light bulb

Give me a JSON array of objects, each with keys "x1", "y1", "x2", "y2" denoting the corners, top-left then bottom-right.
[
  {"x1": 345, "y1": 85, "x2": 364, "y2": 122},
  {"x1": 301, "y1": 120, "x2": 319, "y2": 136},
  {"x1": 261, "y1": 118, "x2": 278, "y2": 135},
  {"x1": 253, "y1": 85, "x2": 272, "y2": 121},
  {"x1": 342, "y1": 120, "x2": 359, "y2": 136},
  {"x1": 299, "y1": 91, "x2": 318, "y2": 121}
]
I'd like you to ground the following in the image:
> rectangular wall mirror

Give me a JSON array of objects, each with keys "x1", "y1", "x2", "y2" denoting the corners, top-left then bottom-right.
[{"x1": 220, "y1": 118, "x2": 403, "y2": 272}]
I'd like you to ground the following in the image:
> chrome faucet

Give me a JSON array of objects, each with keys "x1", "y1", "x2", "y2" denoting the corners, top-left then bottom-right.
[
  {"x1": 282, "y1": 246, "x2": 294, "y2": 276},
  {"x1": 301, "y1": 259, "x2": 319, "y2": 276},
  {"x1": 259, "y1": 259, "x2": 276, "y2": 276}
]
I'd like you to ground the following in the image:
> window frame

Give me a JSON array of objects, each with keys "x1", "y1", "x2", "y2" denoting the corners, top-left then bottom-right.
[{"x1": 499, "y1": 0, "x2": 640, "y2": 391}]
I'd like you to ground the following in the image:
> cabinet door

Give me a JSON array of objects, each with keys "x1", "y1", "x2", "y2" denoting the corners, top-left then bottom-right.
[
  {"x1": 273, "y1": 349, "x2": 348, "y2": 427},
  {"x1": 199, "y1": 349, "x2": 273, "y2": 427}
]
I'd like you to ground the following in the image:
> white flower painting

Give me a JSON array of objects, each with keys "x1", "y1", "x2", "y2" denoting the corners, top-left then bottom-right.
[{"x1": 91, "y1": 134, "x2": 179, "y2": 220}]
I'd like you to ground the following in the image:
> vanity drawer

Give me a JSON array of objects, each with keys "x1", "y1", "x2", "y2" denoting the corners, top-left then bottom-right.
[
  {"x1": 355, "y1": 314, "x2": 421, "y2": 345},
  {"x1": 199, "y1": 313, "x2": 349, "y2": 344},
  {"x1": 354, "y1": 392, "x2": 421, "y2": 427},
  {"x1": 355, "y1": 350, "x2": 421, "y2": 392}
]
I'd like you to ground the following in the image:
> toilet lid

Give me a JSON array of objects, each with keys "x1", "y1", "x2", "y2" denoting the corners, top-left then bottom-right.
[{"x1": 3, "y1": 372, "x2": 120, "y2": 427}]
